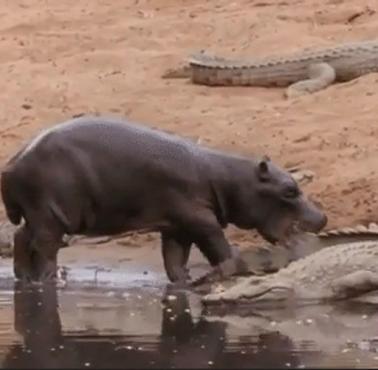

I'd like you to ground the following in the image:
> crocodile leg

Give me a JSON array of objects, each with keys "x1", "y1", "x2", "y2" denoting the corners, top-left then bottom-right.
[
  {"x1": 285, "y1": 62, "x2": 336, "y2": 98},
  {"x1": 161, "y1": 65, "x2": 191, "y2": 79},
  {"x1": 330, "y1": 270, "x2": 378, "y2": 299}
]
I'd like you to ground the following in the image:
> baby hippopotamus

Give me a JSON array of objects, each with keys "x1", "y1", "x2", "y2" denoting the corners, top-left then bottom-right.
[{"x1": 0, "y1": 115, "x2": 327, "y2": 285}]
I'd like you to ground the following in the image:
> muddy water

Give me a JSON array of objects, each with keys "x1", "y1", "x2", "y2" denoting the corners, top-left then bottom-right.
[
  {"x1": 0, "y1": 263, "x2": 376, "y2": 369},
  {"x1": 0, "y1": 241, "x2": 377, "y2": 369}
]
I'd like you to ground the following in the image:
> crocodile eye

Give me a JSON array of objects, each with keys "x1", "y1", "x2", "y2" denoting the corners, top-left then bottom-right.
[{"x1": 248, "y1": 279, "x2": 261, "y2": 285}]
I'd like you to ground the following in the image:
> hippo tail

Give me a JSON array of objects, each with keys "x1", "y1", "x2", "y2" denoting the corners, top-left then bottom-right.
[{"x1": 0, "y1": 170, "x2": 23, "y2": 225}]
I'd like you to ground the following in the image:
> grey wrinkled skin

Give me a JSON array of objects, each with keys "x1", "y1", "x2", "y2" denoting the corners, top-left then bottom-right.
[{"x1": 0, "y1": 116, "x2": 327, "y2": 284}]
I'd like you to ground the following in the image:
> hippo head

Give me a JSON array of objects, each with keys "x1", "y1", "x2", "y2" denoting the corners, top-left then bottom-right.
[{"x1": 230, "y1": 157, "x2": 327, "y2": 245}]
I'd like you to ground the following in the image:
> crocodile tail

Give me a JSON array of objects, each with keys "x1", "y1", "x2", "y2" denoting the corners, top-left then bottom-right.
[{"x1": 0, "y1": 170, "x2": 23, "y2": 225}]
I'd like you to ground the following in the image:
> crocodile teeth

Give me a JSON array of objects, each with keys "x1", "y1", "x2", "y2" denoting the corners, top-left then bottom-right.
[
  {"x1": 340, "y1": 227, "x2": 363, "y2": 234},
  {"x1": 368, "y1": 222, "x2": 378, "y2": 232},
  {"x1": 354, "y1": 225, "x2": 369, "y2": 233}
]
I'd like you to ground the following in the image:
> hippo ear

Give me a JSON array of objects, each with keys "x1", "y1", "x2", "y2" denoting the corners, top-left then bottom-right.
[{"x1": 258, "y1": 159, "x2": 270, "y2": 181}]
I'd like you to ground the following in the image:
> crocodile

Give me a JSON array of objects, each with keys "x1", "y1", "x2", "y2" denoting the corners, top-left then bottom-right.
[
  {"x1": 162, "y1": 39, "x2": 378, "y2": 97},
  {"x1": 190, "y1": 222, "x2": 378, "y2": 291},
  {"x1": 201, "y1": 240, "x2": 378, "y2": 306}
]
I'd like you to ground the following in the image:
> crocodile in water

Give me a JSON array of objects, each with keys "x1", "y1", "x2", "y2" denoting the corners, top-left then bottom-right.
[
  {"x1": 162, "y1": 39, "x2": 378, "y2": 97},
  {"x1": 201, "y1": 241, "x2": 378, "y2": 306}
]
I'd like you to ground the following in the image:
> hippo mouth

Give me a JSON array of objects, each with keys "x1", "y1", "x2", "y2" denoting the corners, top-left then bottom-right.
[
  {"x1": 260, "y1": 221, "x2": 302, "y2": 247},
  {"x1": 278, "y1": 222, "x2": 304, "y2": 248}
]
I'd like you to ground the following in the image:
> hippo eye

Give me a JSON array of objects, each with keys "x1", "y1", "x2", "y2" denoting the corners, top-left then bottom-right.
[{"x1": 283, "y1": 185, "x2": 299, "y2": 199}]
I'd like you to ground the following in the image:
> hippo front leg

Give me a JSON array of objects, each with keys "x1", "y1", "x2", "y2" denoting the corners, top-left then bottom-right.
[
  {"x1": 13, "y1": 224, "x2": 60, "y2": 284},
  {"x1": 161, "y1": 231, "x2": 192, "y2": 286},
  {"x1": 24, "y1": 212, "x2": 66, "y2": 284},
  {"x1": 185, "y1": 211, "x2": 249, "y2": 281}
]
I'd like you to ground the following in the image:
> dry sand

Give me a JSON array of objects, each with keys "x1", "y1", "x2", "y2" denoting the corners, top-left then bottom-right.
[{"x1": 0, "y1": 0, "x2": 377, "y2": 253}]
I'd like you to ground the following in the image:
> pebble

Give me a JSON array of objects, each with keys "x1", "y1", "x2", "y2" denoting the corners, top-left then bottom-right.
[
  {"x1": 358, "y1": 341, "x2": 370, "y2": 351},
  {"x1": 166, "y1": 295, "x2": 177, "y2": 301}
]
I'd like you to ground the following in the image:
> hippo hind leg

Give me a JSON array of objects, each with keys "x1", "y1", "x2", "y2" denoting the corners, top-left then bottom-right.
[
  {"x1": 13, "y1": 224, "x2": 35, "y2": 283},
  {"x1": 161, "y1": 231, "x2": 192, "y2": 285}
]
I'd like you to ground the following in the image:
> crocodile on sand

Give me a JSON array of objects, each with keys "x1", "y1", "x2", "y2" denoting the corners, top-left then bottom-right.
[
  {"x1": 162, "y1": 39, "x2": 378, "y2": 97},
  {"x1": 201, "y1": 241, "x2": 378, "y2": 306}
]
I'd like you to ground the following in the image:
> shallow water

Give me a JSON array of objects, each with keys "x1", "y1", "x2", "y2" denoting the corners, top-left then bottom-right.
[{"x1": 0, "y1": 265, "x2": 376, "y2": 369}]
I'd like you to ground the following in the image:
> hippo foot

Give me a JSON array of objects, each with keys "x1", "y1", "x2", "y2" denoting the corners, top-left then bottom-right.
[
  {"x1": 14, "y1": 273, "x2": 33, "y2": 286},
  {"x1": 15, "y1": 274, "x2": 58, "y2": 286},
  {"x1": 162, "y1": 280, "x2": 192, "y2": 303},
  {"x1": 16, "y1": 266, "x2": 58, "y2": 285},
  {"x1": 39, "y1": 266, "x2": 57, "y2": 281},
  {"x1": 14, "y1": 257, "x2": 34, "y2": 283},
  {"x1": 191, "y1": 257, "x2": 255, "y2": 294},
  {"x1": 14, "y1": 263, "x2": 38, "y2": 285},
  {"x1": 164, "y1": 279, "x2": 192, "y2": 297},
  {"x1": 190, "y1": 273, "x2": 227, "y2": 295},
  {"x1": 216, "y1": 256, "x2": 251, "y2": 278}
]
